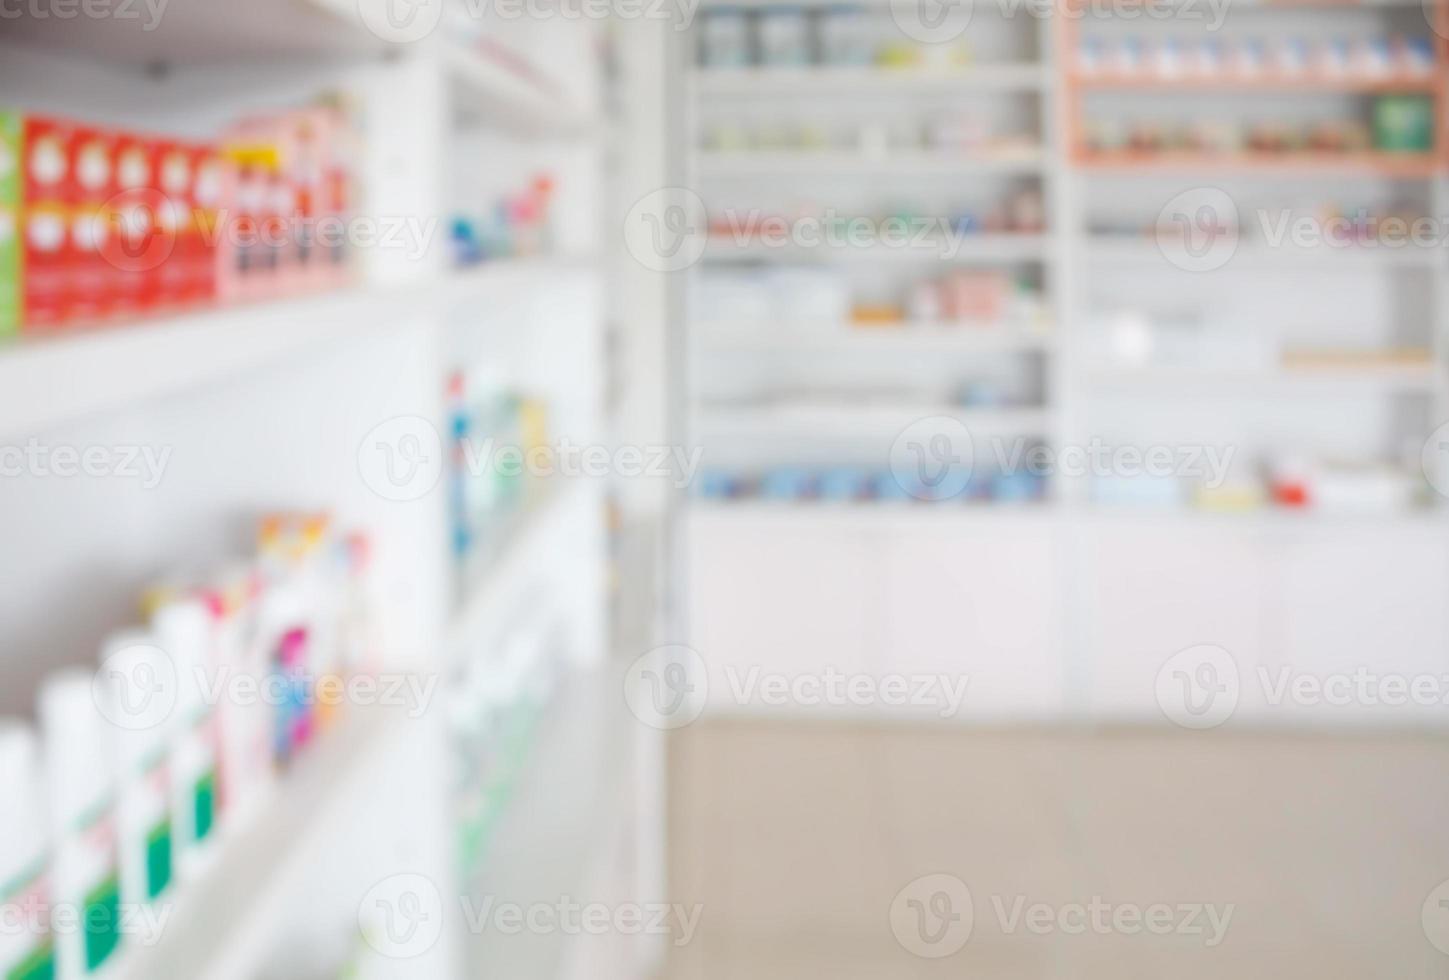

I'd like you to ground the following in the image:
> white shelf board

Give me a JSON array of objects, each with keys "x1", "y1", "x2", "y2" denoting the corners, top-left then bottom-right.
[
  {"x1": 697, "y1": 322, "x2": 1055, "y2": 353},
  {"x1": 697, "y1": 403, "x2": 1050, "y2": 439},
  {"x1": 0, "y1": 284, "x2": 428, "y2": 440},
  {"x1": 0, "y1": 258, "x2": 603, "y2": 440},
  {"x1": 688, "y1": 498, "x2": 1449, "y2": 533},
  {"x1": 703, "y1": 234, "x2": 1050, "y2": 265},
  {"x1": 695, "y1": 149, "x2": 1047, "y2": 177},
  {"x1": 689, "y1": 497, "x2": 1055, "y2": 531},
  {"x1": 442, "y1": 255, "x2": 598, "y2": 302},
  {"x1": 464, "y1": 662, "x2": 636, "y2": 977},
  {"x1": 443, "y1": 44, "x2": 594, "y2": 138},
  {"x1": 1085, "y1": 364, "x2": 1442, "y2": 394},
  {"x1": 694, "y1": 64, "x2": 1049, "y2": 97},
  {"x1": 445, "y1": 480, "x2": 596, "y2": 655},
  {"x1": 2, "y1": 0, "x2": 385, "y2": 67},
  {"x1": 1085, "y1": 237, "x2": 1445, "y2": 271},
  {"x1": 115, "y1": 705, "x2": 409, "y2": 980}
]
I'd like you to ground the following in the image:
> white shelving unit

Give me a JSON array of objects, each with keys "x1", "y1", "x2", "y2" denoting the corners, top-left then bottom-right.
[
  {"x1": 0, "y1": 3, "x2": 633, "y2": 978},
  {"x1": 683, "y1": 0, "x2": 1062, "y2": 489},
  {"x1": 701, "y1": 234, "x2": 1052, "y2": 263},
  {"x1": 697, "y1": 321, "x2": 1054, "y2": 353},
  {"x1": 675, "y1": 3, "x2": 1449, "y2": 727},
  {"x1": 696, "y1": 148, "x2": 1047, "y2": 176},
  {"x1": 694, "y1": 63, "x2": 1050, "y2": 96}
]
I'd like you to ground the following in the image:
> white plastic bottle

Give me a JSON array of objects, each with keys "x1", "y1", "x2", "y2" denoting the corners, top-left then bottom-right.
[
  {"x1": 152, "y1": 599, "x2": 221, "y2": 879},
  {"x1": 253, "y1": 579, "x2": 311, "y2": 768},
  {"x1": 0, "y1": 721, "x2": 57, "y2": 980},
  {"x1": 39, "y1": 670, "x2": 124, "y2": 979},
  {"x1": 205, "y1": 565, "x2": 274, "y2": 830},
  {"x1": 340, "y1": 533, "x2": 384, "y2": 679},
  {"x1": 100, "y1": 632, "x2": 175, "y2": 916}
]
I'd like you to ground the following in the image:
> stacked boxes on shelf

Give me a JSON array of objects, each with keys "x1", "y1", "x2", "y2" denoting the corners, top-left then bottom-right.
[
  {"x1": 219, "y1": 107, "x2": 356, "y2": 302},
  {"x1": 0, "y1": 103, "x2": 357, "y2": 338}
]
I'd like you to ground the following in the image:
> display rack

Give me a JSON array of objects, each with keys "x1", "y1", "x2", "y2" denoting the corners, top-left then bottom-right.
[
  {"x1": 1058, "y1": 0, "x2": 1449, "y2": 508},
  {"x1": 677, "y1": 1, "x2": 1449, "y2": 726},
  {"x1": 685, "y1": 0, "x2": 1063, "y2": 504},
  {"x1": 0, "y1": 2, "x2": 624, "y2": 977}
]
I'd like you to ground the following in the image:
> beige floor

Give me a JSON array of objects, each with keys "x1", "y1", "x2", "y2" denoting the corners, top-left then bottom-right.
[{"x1": 665, "y1": 721, "x2": 1449, "y2": 979}]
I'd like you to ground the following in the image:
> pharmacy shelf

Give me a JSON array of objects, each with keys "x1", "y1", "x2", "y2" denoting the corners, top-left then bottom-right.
[
  {"x1": 1, "y1": 0, "x2": 383, "y2": 66},
  {"x1": 698, "y1": 322, "x2": 1055, "y2": 353},
  {"x1": 442, "y1": 254, "x2": 599, "y2": 303},
  {"x1": 445, "y1": 480, "x2": 597, "y2": 657},
  {"x1": 116, "y1": 705, "x2": 410, "y2": 980},
  {"x1": 694, "y1": 64, "x2": 1049, "y2": 97},
  {"x1": 1085, "y1": 237, "x2": 1444, "y2": 270},
  {"x1": 1070, "y1": 72, "x2": 1440, "y2": 93},
  {"x1": 464, "y1": 662, "x2": 635, "y2": 977},
  {"x1": 691, "y1": 498, "x2": 1449, "y2": 533},
  {"x1": 0, "y1": 285, "x2": 430, "y2": 441},
  {"x1": 443, "y1": 44, "x2": 594, "y2": 137},
  {"x1": 1085, "y1": 363, "x2": 1443, "y2": 393},
  {"x1": 703, "y1": 234, "x2": 1050, "y2": 264},
  {"x1": 695, "y1": 148, "x2": 1046, "y2": 177},
  {"x1": 691, "y1": 498, "x2": 1054, "y2": 528},
  {"x1": 0, "y1": 259, "x2": 599, "y2": 441},
  {"x1": 697, "y1": 404, "x2": 1050, "y2": 439},
  {"x1": 1075, "y1": 150, "x2": 1441, "y2": 177}
]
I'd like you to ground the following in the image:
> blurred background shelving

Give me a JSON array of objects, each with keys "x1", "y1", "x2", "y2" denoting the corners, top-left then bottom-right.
[{"x1": 674, "y1": 0, "x2": 1449, "y2": 727}]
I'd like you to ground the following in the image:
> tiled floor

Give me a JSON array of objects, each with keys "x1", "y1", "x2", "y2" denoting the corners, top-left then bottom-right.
[{"x1": 666, "y1": 721, "x2": 1449, "y2": 979}]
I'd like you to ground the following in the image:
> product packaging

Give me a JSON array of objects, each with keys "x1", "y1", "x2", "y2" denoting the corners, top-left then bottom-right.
[
  {"x1": 218, "y1": 117, "x2": 280, "y2": 303},
  {"x1": 0, "y1": 112, "x2": 21, "y2": 337},
  {"x1": 1374, "y1": 95, "x2": 1434, "y2": 152},
  {"x1": 0, "y1": 722, "x2": 57, "y2": 980},
  {"x1": 188, "y1": 145, "x2": 225, "y2": 304},
  {"x1": 100, "y1": 633, "x2": 175, "y2": 913},
  {"x1": 22, "y1": 117, "x2": 74, "y2": 331},
  {"x1": 110, "y1": 132, "x2": 157, "y2": 318},
  {"x1": 153, "y1": 141, "x2": 195, "y2": 309},
  {"x1": 39, "y1": 670, "x2": 124, "y2": 979},
  {"x1": 152, "y1": 598, "x2": 221, "y2": 879},
  {"x1": 203, "y1": 565, "x2": 273, "y2": 828},
  {"x1": 69, "y1": 127, "x2": 115, "y2": 324}
]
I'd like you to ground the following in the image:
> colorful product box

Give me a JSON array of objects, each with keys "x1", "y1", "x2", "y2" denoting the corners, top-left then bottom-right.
[
  {"x1": 284, "y1": 110, "x2": 327, "y2": 290},
  {"x1": 0, "y1": 112, "x2": 19, "y2": 337},
  {"x1": 287, "y1": 107, "x2": 354, "y2": 291},
  {"x1": 70, "y1": 126, "x2": 117, "y2": 324},
  {"x1": 22, "y1": 117, "x2": 75, "y2": 331},
  {"x1": 2, "y1": 104, "x2": 353, "y2": 335},
  {"x1": 154, "y1": 140, "x2": 195, "y2": 309},
  {"x1": 188, "y1": 145, "x2": 224, "y2": 305},
  {"x1": 218, "y1": 117, "x2": 280, "y2": 303},
  {"x1": 218, "y1": 108, "x2": 357, "y2": 301},
  {"x1": 322, "y1": 107, "x2": 357, "y2": 287},
  {"x1": 110, "y1": 132, "x2": 159, "y2": 317}
]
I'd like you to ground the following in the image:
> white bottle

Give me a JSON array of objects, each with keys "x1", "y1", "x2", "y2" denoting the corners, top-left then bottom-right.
[
  {"x1": 340, "y1": 534, "x2": 385, "y2": 679},
  {"x1": 98, "y1": 632, "x2": 175, "y2": 918},
  {"x1": 0, "y1": 722, "x2": 57, "y2": 980},
  {"x1": 152, "y1": 599, "x2": 221, "y2": 879},
  {"x1": 39, "y1": 670, "x2": 124, "y2": 979},
  {"x1": 253, "y1": 578, "x2": 311, "y2": 767},
  {"x1": 205, "y1": 566, "x2": 274, "y2": 830}
]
